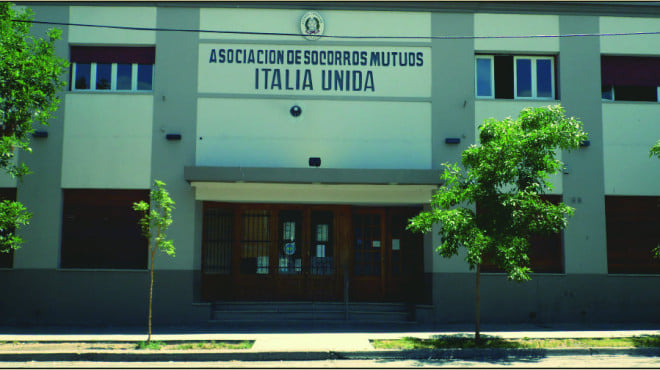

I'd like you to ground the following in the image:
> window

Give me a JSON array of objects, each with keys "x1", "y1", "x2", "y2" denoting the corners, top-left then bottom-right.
[
  {"x1": 60, "y1": 189, "x2": 148, "y2": 269},
  {"x1": 601, "y1": 56, "x2": 660, "y2": 102},
  {"x1": 476, "y1": 55, "x2": 556, "y2": 100},
  {"x1": 479, "y1": 195, "x2": 564, "y2": 274},
  {"x1": 606, "y1": 196, "x2": 660, "y2": 274},
  {"x1": 70, "y1": 46, "x2": 155, "y2": 92}
]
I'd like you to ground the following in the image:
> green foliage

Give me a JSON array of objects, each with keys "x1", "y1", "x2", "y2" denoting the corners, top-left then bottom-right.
[
  {"x1": 133, "y1": 180, "x2": 175, "y2": 344},
  {"x1": 649, "y1": 140, "x2": 660, "y2": 259},
  {"x1": 0, "y1": 3, "x2": 67, "y2": 254},
  {"x1": 650, "y1": 139, "x2": 660, "y2": 159},
  {"x1": 409, "y1": 105, "x2": 587, "y2": 281},
  {"x1": 133, "y1": 180, "x2": 175, "y2": 259},
  {"x1": 372, "y1": 335, "x2": 660, "y2": 349},
  {"x1": 1, "y1": 3, "x2": 68, "y2": 179},
  {"x1": 0, "y1": 200, "x2": 30, "y2": 253},
  {"x1": 135, "y1": 340, "x2": 165, "y2": 350}
]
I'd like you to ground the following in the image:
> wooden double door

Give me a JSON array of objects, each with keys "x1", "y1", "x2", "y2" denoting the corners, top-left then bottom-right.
[{"x1": 201, "y1": 203, "x2": 423, "y2": 302}]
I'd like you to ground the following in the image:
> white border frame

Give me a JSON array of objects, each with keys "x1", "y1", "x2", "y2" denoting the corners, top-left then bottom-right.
[
  {"x1": 71, "y1": 62, "x2": 153, "y2": 92},
  {"x1": 475, "y1": 55, "x2": 495, "y2": 99},
  {"x1": 513, "y1": 56, "x2": 555, "y2": 100}
]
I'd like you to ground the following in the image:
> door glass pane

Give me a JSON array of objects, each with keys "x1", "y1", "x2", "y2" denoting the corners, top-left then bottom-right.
[
  {"x1": 96, "y1": 63, "x2": 112, "y2": 90},
  {"x1": 536, "y1": 59, "x2": 553, "y2": 98},
  {"x1": 279, "y1": 211, "x2": 302, "y2": 275},
  {"x1": 311, "y1": 211, "x2": 333, "y2": 275},
  {"x1": 476, "y1": 58, "x2": 492, "y2": 97},
  {"x1": 74, "y1": 63, "x2": 91, "y2": 89},
  {"x1": 117, "y1": 63, "x2": 132, "y2": 90},
  {"x1": 353, "y1": 214, "x2": 381, "y2": 276},
  {"x1": 240, "y1": 210, "x2": 270, "y2": 275},
  {"x1": 516, "y1": 58, "x2": 532, "y2": 98}
]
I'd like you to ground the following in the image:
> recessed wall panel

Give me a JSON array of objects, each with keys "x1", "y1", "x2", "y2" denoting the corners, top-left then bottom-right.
[
  {"x1": 474, "y1": 14, "x2": 559, "y2": 52},
  {"x1": 69, "y1": 6, "x2": 156, "y2": 45},
  {"x1": 61, "y1": 94, "x2": 153, "y2": 188},
  {"x1": 196, "y1": 98, "x2": 431, "y2": 169},
  {"x1": 603, "y1": 103, "x2": 660, "y2": 196},
  {"x1": 199, "y1": 8, "x2": 430, "y2": 43},
  {"x1": 475, "y1": 100, "x2": 563, "y2": 194},
  {"x1": 600, "y1": 17, "x2": 660, "y2": 55}
]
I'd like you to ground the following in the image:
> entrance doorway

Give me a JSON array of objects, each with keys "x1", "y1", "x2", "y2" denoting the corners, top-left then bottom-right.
[{"x1": 201, "y1": 203, "x2": 423, "y2": 302}]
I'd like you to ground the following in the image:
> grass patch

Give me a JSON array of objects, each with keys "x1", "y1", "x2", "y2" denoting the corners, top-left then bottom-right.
[
  {"x1": 135, "y1": 340, "x2": 253, "y2": 350},
  {"x1": 172, "y1": 340, "x2": 253, "y2": 350},
  {"x1": 371, "y1": 335, "x2": 660, "y2": 349},
  {"x1": 135, "y1": 341, "x2": 166, "y2": 350}
]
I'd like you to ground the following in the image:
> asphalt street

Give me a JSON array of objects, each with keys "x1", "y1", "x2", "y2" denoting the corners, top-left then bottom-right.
[{"x1": 2, "y1": 354, "x2": 660, "y2": 368}]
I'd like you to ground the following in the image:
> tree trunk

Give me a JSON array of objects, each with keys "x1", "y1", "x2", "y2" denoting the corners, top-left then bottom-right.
[
  {"x1": 475, "y1": 263, "x2": 481, "y2": 344},
  {"x1": 147, "y1": 248, "x2": 155, "y2": 344}
]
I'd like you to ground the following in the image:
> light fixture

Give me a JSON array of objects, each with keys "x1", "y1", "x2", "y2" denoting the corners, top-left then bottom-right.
[
  {"x1": 290, "y1": 105, "x2": 302, "y2": 117},
  {"x1": 166, "y1": 133, "x2": 182, "y2": 141},
  {"x1": 32, "y1": 131, "x2": 48, "y2": 138},
  {"x1": 445, "y1": 138, "x2": 460, "y2": 144},
  {"x1": 580, "y1": 140, "x2": 590, "y2": 147},
  {"x1": 309, "y1": 157, "x2": 321, "y2": 167}
]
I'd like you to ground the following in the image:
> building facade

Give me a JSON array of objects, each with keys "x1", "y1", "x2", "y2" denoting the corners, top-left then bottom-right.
[{"x1": 2, "y1": 2, "x2": 660, "y2": 326}]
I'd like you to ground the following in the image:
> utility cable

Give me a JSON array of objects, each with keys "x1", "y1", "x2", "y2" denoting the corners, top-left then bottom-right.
[{"x1": 11, "y1": 19, "x2": 660, "y2": 40}]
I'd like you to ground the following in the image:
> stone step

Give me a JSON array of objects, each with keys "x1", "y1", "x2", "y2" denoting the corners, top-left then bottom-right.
[{"x1": 209, "y1": 301, "x2": 414, "y2": 323}]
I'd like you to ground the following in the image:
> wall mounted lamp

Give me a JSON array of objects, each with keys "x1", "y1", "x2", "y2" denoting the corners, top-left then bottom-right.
[
  {"x1": 309, "y1": 157, "x2": 321, "y2": 167},
  {"x1": 580, "y1": 140, "x2": 590, "y2": 147},
  {"x1": 166, "y1": 133, "x2": 182, "y2": 141},
  {"x1": 290, "y1": 105, "x2": 302, "y2": 117},
  {"x1": 32, "y1": 131, "x2": 48, "y2": 138},
  {"x1": 445, "y1": 138, "x2": 460, "y2": 144}
]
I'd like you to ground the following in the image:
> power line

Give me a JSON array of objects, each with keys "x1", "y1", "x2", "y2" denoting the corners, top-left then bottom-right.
[{"x1": 12, "y1": 19, "x2": 660, "y2": 40}]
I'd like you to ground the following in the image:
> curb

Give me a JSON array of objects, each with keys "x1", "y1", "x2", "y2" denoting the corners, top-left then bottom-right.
[{"x1": 1, "y1": 348, "x2": 659, "y2": 362}]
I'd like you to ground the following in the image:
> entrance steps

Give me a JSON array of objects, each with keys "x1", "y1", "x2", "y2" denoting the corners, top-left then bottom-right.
[{"x1": 209, "y1": 301, "x2": 415, "y2": 325}]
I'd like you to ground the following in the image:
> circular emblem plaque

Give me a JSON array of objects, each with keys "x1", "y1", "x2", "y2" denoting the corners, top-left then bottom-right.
[
  {"x1": 300, "y1": 11, "x2": 324, "y2": 40},
  {"x1": 285, "y1": 242, "x2": 296, "y2": 256}
]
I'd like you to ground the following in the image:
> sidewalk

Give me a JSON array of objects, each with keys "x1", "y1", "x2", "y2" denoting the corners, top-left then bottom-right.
[{"x1": 0, "y1": 323, "x2": 659, "y2": 362}]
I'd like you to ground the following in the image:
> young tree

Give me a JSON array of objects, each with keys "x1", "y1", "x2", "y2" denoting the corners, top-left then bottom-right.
[
  {"x1": 649, "y1": 140, "x2": 660, "y2": 259},
  {"x1": 0, "y1": 3, "x2": 67, "y2": 253},
  {"x1": 408, "y1": 105, "x2": 587, "y2": 342},
  {"x1": 134, "y1": 180, "x2": 175, "y2": 344}
]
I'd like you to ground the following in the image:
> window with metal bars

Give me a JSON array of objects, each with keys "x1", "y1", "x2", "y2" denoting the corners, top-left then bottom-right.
[
  {"x1": 202, "y1": 208, "x2": 233, "y2": 274},
  {"x1": 240, "y1": 210, "x2": 271, "y2": 275}
]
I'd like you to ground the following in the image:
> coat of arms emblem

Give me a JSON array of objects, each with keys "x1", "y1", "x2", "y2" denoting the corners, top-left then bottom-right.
[{"x1": 300, "y1": 11, "x2": 324, "y2": 40}]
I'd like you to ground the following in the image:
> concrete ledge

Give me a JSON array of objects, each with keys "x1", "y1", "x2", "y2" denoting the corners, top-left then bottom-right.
[
  {"x1": 2, "y1": 348, "x2": 659, "y2": 362},
  {"x1": 184, "y1": 166, "x2": 442, "y2": 185}
]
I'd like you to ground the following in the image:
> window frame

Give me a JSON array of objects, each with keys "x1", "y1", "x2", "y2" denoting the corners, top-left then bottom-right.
[
  {"x1": 71, "y1": 62, "x2": 152, "y2": 92},
  {"x1": 475, "y1": 55, "x2": 495, "y2": 99},
  {"x1": 513, "y1": 56, "x2": 555, "y2": 100}
]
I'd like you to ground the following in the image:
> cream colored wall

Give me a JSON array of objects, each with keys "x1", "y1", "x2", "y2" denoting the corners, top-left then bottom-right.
[
  {"x1": 474, "y1": 13, "x2": 559, "y2": 52},
  {"x1": 0, "y1": 172, "x2": 17, "y2": 188},
  {"x1": 196, "y1": 98, "x2": 432, "y2": 170},
  {"x1": 69, "y1": 6, "x2": 156, "y2": 45},
  {"x1": 600, "y1": 16, "x2": 660, "y2": 55},
  {"x1": 475, "y1": 101, "x2": 563, "y2": 194},
  {"x1": 602, "y1": 103, "x2": 660, "y2": 196},
  {"x1": 192, "y1": 182, "x2": 437, "y2": 205},
  {"x1": 199, "y1": 8, "x2": 430, "y2": 43},
  {"x1": 61, "y1": 94, "x2": 153, "y2": 189}
]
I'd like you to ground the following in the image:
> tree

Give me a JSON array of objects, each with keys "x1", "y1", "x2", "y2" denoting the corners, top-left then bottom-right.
[
  {"x1": 408, "y1": 105, "x2": 587, "y2": 342},
  {"x1": 649, "y1": 140, "x2": 660, "y2": 259},
  {"x1": 133, "y1": 180, "x2": 175, "y2": 344},
  {"x1": 0, "y1": 3, "x2": 67, "y2": 253}
]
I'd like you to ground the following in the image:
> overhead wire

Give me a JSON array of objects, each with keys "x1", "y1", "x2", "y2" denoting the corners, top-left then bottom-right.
[{"x1": 11, "y1": 19, "x2": 660, "y2": 40}]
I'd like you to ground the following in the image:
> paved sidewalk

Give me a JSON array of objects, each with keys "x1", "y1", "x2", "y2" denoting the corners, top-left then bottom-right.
[{"x1": 0, "y1": 323, "x2": 658, "y2": 362}]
